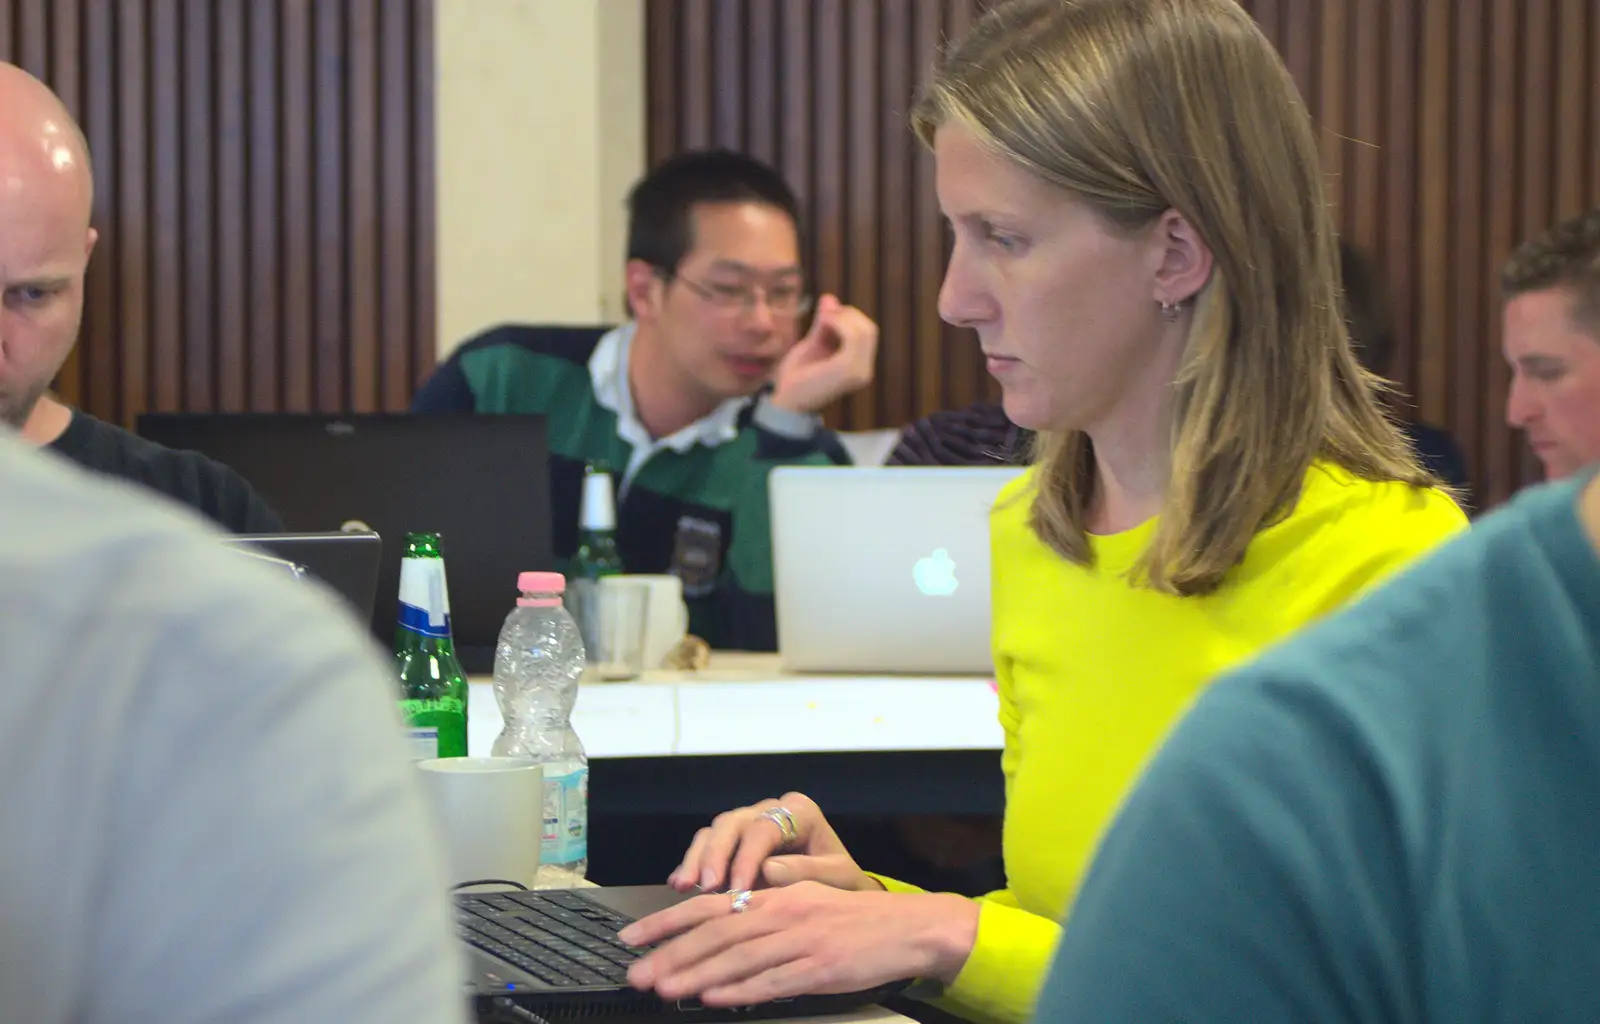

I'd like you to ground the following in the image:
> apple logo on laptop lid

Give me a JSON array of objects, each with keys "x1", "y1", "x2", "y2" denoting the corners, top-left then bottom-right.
[{"x1": 913, "y1": 548, "x2": 959, "y2": 597}]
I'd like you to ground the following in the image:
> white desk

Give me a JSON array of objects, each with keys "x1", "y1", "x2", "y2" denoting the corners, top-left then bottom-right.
[
  {"x1": 471, "y1": 653, "x2": 1006, "y2": 853},
  {"x1": 476, "y1": 655, "x2": 1005, "y2": 884},
  {"x1": 775, "y1": 1009, "x2": 911, "y2": 1024},
  {"x1": 467, "y1": 653, "x2": 1003, "y2": 759}
]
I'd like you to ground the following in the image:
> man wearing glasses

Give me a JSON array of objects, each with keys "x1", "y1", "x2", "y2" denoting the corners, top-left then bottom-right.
[{"x1": 413, "y1": 149, "x2": 878, "y2": 652}]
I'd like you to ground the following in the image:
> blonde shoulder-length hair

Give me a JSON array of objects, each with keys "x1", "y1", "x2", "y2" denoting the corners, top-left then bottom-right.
[{"x1": 912, "y1": 0, "x2": 1441, "y2": 596}]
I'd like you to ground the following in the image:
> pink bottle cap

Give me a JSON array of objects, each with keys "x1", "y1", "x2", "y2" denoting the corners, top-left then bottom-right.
[{"x1": 518, "y1": 571, "x2": 566, "y2": 594}]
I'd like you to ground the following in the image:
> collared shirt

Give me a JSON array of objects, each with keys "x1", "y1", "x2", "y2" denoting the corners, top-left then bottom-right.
[
  {"x1": 587, "y1": 324, "x2": 746, "y2": 497},
  {"x1": 588, "y1": 323, "x2": 822, "y2": 497}
]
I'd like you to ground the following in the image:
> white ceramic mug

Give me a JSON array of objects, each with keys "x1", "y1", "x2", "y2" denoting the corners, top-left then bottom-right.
[
  {"x1": 613, "y1": 573, "x2": 690, "y2": 668},
  {"x1": 416, "y1": 757, "x2": 543, "y2": 890}
]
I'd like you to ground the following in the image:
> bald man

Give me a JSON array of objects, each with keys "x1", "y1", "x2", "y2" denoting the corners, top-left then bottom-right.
[{"x1": 0, "y1": 63, "x2": 280, "y2": 533}]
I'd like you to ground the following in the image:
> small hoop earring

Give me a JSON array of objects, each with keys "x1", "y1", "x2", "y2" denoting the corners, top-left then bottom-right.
[{"x1": 1159, "y1": 300, "x2": 1181, "y2": 323}]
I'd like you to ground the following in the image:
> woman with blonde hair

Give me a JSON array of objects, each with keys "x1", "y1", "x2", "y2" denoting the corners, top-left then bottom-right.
[{"x1": 617, "y1": 1, "x2": 1467, "y2": 1021}]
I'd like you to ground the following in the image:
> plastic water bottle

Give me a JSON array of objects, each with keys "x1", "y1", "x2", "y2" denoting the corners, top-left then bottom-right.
[{"x1": 491, "y1": 571, "x2": 589, "y2": 887}]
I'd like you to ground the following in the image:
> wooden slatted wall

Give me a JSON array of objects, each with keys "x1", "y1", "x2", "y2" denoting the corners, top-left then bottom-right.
[
  {"x1": 0, "y1": 0, "x2": 435, "y2": 427},
  {"x1": 647, "y1": 0, "x2": 1600, "y2": 507}
]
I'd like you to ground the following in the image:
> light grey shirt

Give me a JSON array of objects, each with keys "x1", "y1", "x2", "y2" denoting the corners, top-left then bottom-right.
[{"x1": 0, "y1": 435, "x2": 469, "y2": 1023}]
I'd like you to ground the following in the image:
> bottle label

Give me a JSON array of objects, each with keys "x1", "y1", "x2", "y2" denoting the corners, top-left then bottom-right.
[
  {"x1": 398, "y1": 558, "x2": 452, "y2": 638},
  {"x1": 399, "y1": 698, "x2": 467, "y2": 758},
  {"x1": 580, "y1": 470, "x2": 618, "y2": 531},
  {"x1": 405, "y1": 726, "x2": 439, "y2": 761},
  {"x1": 540, "y1": 768, "x2": 588, "y2": 865}
]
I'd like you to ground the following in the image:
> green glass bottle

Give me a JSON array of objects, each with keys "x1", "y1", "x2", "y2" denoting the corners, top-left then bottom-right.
[
  {"x1": 570, "y1": 462, "x2": 624, "y2": 581},
  {"x1": 395, "y1": 531, "x2": 469, "y2": 759}
]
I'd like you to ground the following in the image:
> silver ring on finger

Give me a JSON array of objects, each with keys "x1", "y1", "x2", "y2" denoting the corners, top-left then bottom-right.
[
  {"x1": 760, "y1": 806, "x2": 799, "y2": 847},
  {"x1": 729, "y1": 889, "x2": 754, "y2": 914}
]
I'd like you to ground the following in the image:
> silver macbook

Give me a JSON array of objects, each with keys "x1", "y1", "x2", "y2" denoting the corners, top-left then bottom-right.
[{"x1": 769, "y1": 466, "x2": 1025, "y2": 675}]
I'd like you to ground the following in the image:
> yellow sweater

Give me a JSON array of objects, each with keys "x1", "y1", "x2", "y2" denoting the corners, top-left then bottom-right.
[{"x1": 878, "y1": 462, "x2": 1467, "y2": 1024}]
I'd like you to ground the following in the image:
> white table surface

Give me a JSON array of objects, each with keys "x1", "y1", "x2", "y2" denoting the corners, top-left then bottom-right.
[
  {"x1": 467, "y1": 653, "x2": 1003, "y2": 759},
  {"x1": 772, "y1": 1009, "x2": 912, "y2": 1024}
]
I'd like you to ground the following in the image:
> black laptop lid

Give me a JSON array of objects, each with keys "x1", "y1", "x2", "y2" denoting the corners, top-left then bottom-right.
[
  {"x1": 222, "y1": 531, "x2": 384, "y2": 626},
  {"x1": 138, "y1": 413, "x2": 554, "y2": 672}
]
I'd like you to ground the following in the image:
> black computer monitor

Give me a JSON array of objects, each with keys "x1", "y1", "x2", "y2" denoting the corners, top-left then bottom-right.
[{"x1": 139, "y1": 413, "x2": 554, "y2": 673}]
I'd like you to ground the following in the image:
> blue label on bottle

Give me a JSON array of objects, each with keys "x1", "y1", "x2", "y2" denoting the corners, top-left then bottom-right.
[
  {"x1": 540, "y1": 768, "x2": 588, "y2": 865},
  {"x1": 398, "y1": 601, "x2": 452, "y2": 638},
  {"x1": 397, "y1": 559, "x2": 453, "y2": 638}
]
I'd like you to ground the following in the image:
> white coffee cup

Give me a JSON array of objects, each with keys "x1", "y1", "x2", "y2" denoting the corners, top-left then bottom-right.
[
  {"x1": 416, "y1": 757, "x2": 543, "y2": 890},
  {"x1": 613, "y1": 573, "x2": 690, "y2": 668}
]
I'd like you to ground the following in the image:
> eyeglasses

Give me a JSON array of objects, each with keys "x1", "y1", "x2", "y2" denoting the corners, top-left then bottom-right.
[{"x1": 657, "y1": 270, "x2": 814, "y2": 319}]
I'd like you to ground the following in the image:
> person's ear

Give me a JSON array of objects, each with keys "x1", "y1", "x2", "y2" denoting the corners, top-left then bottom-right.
[
  {"x1": 1150, "y1": 209, "x2": 1213, "y2": 306},
  {"x1": 625, "y1": 260, "x2": 666, "y2": 322}
]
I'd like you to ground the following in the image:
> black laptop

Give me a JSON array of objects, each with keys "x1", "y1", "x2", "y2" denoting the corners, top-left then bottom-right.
[
  {"x1": 221, "y1": 531, "x2": 384, "y2": 624},
  {"x1": 138, "y1": 413, "x2": 555, "y2": 672},
  {"x1": 457, "y1": 885, "x2": 907, "y2": 1022}
]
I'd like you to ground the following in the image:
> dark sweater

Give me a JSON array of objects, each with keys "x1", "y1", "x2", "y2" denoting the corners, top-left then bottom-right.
[
  {"x1": 890, "y1": 402, "x2": 1474, "y2": 505},
  {"x1": 888, "y1": 402, "x2": 1032, "y2": 467},
  {"x1": 48, "y1": 411, "x2": 283, "y2": 534}
]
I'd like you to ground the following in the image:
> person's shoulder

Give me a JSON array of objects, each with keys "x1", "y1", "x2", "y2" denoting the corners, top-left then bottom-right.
[
  {"x1": 1267, "y1": 460, "x2": 1467, "y2": 558},
  {"x1": 1230, "y1": 461, "x2": 1467, "y2": 610},
  {"x1": 450, "y1": 323, "x2": 610, "y2": 370},
  {"x1": 438, "y1": 323, "x2": 612, "y2": 414},
  {"x1": 63, "y1": 413, "x2": 275, "y2": 523},
  {"x1": 1242, "y1": 475, "x2": 1587, "y2": 705},
  {"x1": 7, "y1": 431, "x2": 193, "y2": 544},
  {"x1": 59, "y1": 411, "x2": 208, "y2": 473},
  {"x1": 919, "y1": 401, "x2": 1013, "y2": 436},
  {"x1": 4, "y1": 437, "x2": 338, "y2": 656},
  {"x1": 1455, "y1": 472, "x2": 1600, "y2": 596},
  {"x1": 5, "y1": 437, "x2": 390, "y2": 753},
  {"x1": 52, "y1": 410, "x2": 171, "y2": 472},
  {"x1": 1300, "y1": 460, "x2": 1467, "y2": 527},
  {"x1": 891, "y1": 402, "x2": 1022, "y2": 466},
  {"x1": 1185, "y1": 532, "x2": 1482, "y2": 810}
]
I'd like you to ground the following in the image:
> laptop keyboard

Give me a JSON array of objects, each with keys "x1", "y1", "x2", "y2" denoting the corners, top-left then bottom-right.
[{"x1": 456, "y1": 889, "x2": 653, "y2": 988}]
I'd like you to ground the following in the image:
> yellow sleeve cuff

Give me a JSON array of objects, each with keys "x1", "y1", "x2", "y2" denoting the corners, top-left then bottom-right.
[
  {"x1": 859, "y1": 879, "x2": 1059, "y2": 1024},
  {"x1": 864, "y1": 873, "x2": 926, "y2": 895},
  {"x1": 937, "y1": 896, "x2": 1062, "y2": 1024}
]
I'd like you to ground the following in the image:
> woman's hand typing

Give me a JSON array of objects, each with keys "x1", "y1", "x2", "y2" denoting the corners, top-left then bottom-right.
[
  {"x1": 620, "y1": 882, "x2": 980, "y2": 1007},
  {"x1": 668, "y1": 792, "x2": 879, "y2": 895}
]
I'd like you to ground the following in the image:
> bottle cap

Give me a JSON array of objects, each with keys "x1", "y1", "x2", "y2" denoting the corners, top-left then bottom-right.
[{"x1": 518, "y1": 571, "x2": 566, "y2": 594}]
